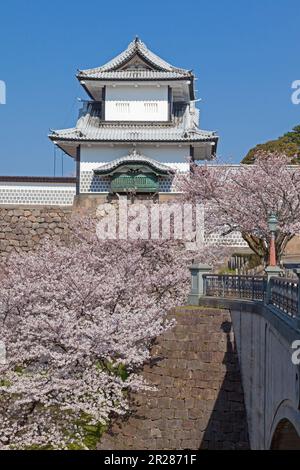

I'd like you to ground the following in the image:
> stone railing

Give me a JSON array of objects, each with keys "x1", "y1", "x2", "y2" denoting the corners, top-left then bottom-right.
[{"x1": 188, "y1": 263, "x2": 300, "y2": 330}]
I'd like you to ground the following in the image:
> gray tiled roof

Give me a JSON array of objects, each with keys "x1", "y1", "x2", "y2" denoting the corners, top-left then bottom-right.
[
  {"x1": 94, "y1": 150, "x2": 174, "y2": 175},
  {"x1": 78, "y1": 70, "x2": 190, "y2": 80},
  {"x1": 77, "y1": 38, "x2": 192, "y2": 80},
  {"x1": 50, "y1": 124, "x2": 217, "y2": 143}
]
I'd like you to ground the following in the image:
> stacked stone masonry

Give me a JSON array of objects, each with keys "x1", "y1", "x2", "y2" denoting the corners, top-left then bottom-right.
[
  {"x1": 0, "y1": 197, "x2": 248, "y2": 257},
  {"x1": 99, "y1": 307, "x2": 250, "y2": 450},
  {"x1": 0, "y1": 206, "x2": 72, "y2": 258}
]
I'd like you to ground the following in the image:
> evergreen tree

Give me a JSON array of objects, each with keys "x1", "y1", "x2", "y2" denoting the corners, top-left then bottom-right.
[{"x1": 242, "y1": 125, "x2": 300, "y2": 164}]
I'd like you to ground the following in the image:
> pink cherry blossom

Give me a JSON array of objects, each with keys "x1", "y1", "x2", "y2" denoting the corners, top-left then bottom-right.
[
  {"x1": 0, "y1": 218, "x2": 191, "y2": 449},
  {"x1": 180, "y1": 152, "x2": 300, "y2": 262}
]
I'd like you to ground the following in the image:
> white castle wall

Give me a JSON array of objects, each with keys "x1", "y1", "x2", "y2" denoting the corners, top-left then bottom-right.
[
  {"x1": 80, "y1": 145, "x2": 190, "y2": 194},
  {"x1": 80, "y1": 144, "x2": 190, "y2": 170},
  {"x1": 0, "y1": 182, "x2": 76, "y2": 206},
  {"x1": 105, "y1": 85, "x2": 169, "y2": 121}
]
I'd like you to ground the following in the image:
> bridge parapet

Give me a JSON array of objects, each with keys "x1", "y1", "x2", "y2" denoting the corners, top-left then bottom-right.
[
  {"x1": 190, "y1": 267, "x2": 300, "y2": 449},
  {"x1": 189, "y1": 265, "x2": 300, "y2": 332},
  {"x1": 269, "y1": 276, "x2": 299, "y2": 323},
  {"x1": 203, "y1": 273, "x2": 266, "y2": 301}
]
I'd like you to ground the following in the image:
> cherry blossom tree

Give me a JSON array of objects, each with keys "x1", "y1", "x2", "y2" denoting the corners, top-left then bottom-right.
[
  {"x1": 0, "y1": 219, "x2": 191, "y2": 450},
  {"x1": 180, "y1": 152, "x2": 300, "y2": 263}
]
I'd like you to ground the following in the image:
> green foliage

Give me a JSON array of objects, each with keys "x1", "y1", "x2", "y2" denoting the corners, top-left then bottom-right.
[
  {"x1": 242, "y1": 125, "x2": 300, "y2": 164},
  {"x1": 24, "y1": 444, "x2": 54, "y2": 450},
  {"x1": 68, "y1": 414, "x2": 108, "y2": 450},
  {"x1": 0, "y1": 379, "x2": 11, "y2": 387},
  {"x1": 14, "y1": 365, "x2": 25, "y2": 374},
  {"x1": 22, "y1": 412, "x2": 108, "y2": 450},
  {"x1": 97, "y1": 360, "x2": 129, "y2": 382},
  {"x1": 218, "y1": 267, "x2": 236, "y2": 275}
]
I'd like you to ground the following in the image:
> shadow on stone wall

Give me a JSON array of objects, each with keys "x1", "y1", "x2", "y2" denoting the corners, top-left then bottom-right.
[
  {"x1": 200, "y1": 320, "x2": 249, "y2": 449},
  {"x1": 99, "y1": 308, "x2": 250, "y2": 450}
]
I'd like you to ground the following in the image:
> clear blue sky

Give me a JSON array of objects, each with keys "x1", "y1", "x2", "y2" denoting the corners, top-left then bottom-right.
[{"x1": 0, "y1": 0, "x2": 299, "y2": 176}]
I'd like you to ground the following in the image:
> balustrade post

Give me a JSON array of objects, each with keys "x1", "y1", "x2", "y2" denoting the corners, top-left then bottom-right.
[
  {"x1": 293, "y1": 269, "x2": 300, "y2": 329},
  {"x1": 187, "y1": 263, "x2": 213, "y2": 306},
  {"x1": 265, "y1": 266, "x2": 282, "y2": 304}
]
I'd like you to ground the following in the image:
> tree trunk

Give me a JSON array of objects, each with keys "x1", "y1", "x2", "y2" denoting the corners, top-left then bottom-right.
[{"x1": 241, "y1": 232, "x2": 294, "y2": 265}]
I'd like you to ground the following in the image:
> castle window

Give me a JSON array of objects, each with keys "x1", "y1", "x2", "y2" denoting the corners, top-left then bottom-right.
[
  {"x1": 144, "y1": 102, "x2": 158, "y2": 113},
  {"x1": 115, "y1": 102, "x2": 130, "y2": 113}
]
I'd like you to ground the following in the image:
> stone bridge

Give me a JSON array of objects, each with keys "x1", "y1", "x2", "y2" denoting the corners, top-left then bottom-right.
[
  {"x1": 99, "y1": 267, "x2": 300, "y2": 450},
  {"x1": 199, "y1": 297, "x2": 300, "y2": 450},
  {"x1": 190, "y1": 267, "x2": 300, "y2": 450}
]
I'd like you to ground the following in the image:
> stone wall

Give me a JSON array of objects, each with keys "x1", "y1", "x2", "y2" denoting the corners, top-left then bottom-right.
[
  {"x1": 0, "y1": 195, "x2": 299, "y2": 262},
  {"x1": 98, "y1": 306, "x2": 249, "y2": 450},
  {"x1": 0, "y1": 205, "x2": 73, "y2": 258}
]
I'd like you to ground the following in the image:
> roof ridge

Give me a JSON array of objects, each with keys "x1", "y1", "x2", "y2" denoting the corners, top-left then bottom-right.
[
  {"x1": 49, "y1": 126, "x2": 218, "y2": 144},
  {"x1": 94, "y1": 149, "x2": 175, "y2": 175},
  {"x1": 78, "y1": 38, "x2": 191, "y2": 76}
]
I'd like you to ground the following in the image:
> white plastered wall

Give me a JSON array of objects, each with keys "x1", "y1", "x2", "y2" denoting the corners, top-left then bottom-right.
[
  {"x1": 105, "y1": 85, "x2": 169, "y2": 121},
  {"x1": 80, "y1": 144, "x2": 191, "y2": 173}
]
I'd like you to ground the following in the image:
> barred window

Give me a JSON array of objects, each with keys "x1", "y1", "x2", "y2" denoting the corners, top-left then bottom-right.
[
  {"x1": 115, "y1": 102, "x2": 130, "y2": 113},
  {"x1": 144, "y1": 102, "x2": 158, "y2": 113}
]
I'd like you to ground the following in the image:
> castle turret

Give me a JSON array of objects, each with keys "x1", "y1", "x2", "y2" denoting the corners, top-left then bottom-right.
[{"x1": 49, "y1": 38, "x2": 218, "y2": 197}]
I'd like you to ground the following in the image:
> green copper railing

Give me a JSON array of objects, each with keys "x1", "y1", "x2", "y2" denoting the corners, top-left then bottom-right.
[
  {"x1": 269, "y1": 277, "x2": 298, "y2": 319},
  {"x1": 188, "y1": 265, "x2": 300, "y2": 329},
  {"x1": 203, "y1": 274, "x2": 266, "y2": 301}
]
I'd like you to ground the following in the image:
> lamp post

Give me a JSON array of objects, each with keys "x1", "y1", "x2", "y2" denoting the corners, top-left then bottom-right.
[
  {"x1": 265, "y1": 212, "x2": 281, "y2": 303},
  {"x1": 268, "y1": 213, "x2": 278, "y2": 267}
]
